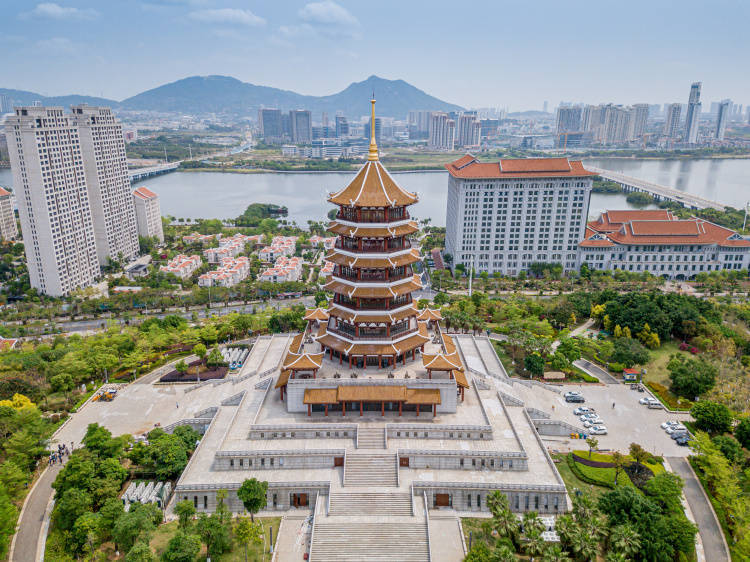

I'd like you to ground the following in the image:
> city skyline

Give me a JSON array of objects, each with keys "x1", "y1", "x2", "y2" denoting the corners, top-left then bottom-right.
[{"x1": 1, "y1": 0, "x2": 748, "y2": 110}]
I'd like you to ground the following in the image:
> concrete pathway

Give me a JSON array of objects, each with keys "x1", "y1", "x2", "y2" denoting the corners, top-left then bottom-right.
[
  {"x1": 667, "y1": 457, "x2": 730, "y2": 562},
  {"x1": 573, "y1": 359, "x2": 620, "y2": 385},
  {"x1": 428, "y1": 514, "x2": 465, "y2": 562},
  {"x1": 10, "y1": 461, "x2": 64, "y2": 562}
]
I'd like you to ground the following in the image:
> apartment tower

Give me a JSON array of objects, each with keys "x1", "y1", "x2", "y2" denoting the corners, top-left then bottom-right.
[
  {"x1": 685, "y1": 82, "x2": 702, "y2": 144},
  {"x1": 715, "y1": 99, "x2": 730, "y2": 140},
  {"x1": 663, "y1": 103, "x2": 682, "y2": 138},
  {"x1": 428, "y1": 112, "x2": 456, "y2": 150},
  {"x1": 133, "y1": 186, "x2": 164, "y2": 242},
  {"x1": 5, "y1": 106, "x2": 100, "y2": 295},
  {"x1": 72, "y1": 105, "x2": 139, "y2": 265},
  {"x1": 0, "y1": 187, "x2": 17, "y2": 241}
]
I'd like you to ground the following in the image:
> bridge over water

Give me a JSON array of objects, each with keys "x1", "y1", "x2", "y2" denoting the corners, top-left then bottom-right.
[
  {"x1": 587, "y1": 165, "x2": 725, "y2": 211},
  {"x1": 129, "y1": 161, "x2": 180, "y2": 183}
]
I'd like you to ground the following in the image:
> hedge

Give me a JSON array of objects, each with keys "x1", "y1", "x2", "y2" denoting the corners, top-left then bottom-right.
[
  {"x1": 567, "y1": 452, "x2": 614, "y2": 489},
  {"x1": 645, "y1": 381, "x2": 693, "y2": 411}
]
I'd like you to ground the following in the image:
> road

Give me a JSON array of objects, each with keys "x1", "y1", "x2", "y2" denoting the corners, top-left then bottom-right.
[
  {"x1": 53, "y1": 297, "x2": 313, "y2": 333},
  {"x1": 10, "y1": 462, "x2": 64, "y2": 562},
  {"x1": 668, "y1": 457, "x2": 730, "y2": 562},
  {"x1": 574, "y1": 359, "x2": 620, "y2": 385}
]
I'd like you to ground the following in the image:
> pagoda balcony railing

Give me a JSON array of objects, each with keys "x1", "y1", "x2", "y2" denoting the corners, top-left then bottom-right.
[
  {"x1": 334, "y1": 270, "x2": 411, "y2": 283},
  {"x1": 333, "y1": 295, "x2": 412, "y2": 310},
  {"x1": 328, "y1": 326, "x2": 416, "y2": 341},
  {"x1": 336, "y1": 209, "x2": 409, "y2": 223},
  {"x1": 335, "y1": 239, "x2": 411, "y2": 253}
]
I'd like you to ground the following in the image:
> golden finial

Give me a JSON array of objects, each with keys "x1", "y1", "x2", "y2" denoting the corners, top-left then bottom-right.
[{"x1": 367, "y1": 94, "x2": 378, "y2": 161}]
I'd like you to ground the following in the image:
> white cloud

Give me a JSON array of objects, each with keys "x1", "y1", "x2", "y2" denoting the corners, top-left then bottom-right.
[
  {"x1": 35, "y1": 37, "x2": 77, "y2": 54},
  {"x1": 188, "y1": 8, "x2": 266, "y2": 26},
  {"x1": 21, "y1": 3, "x2": 99, "y2": 20},
  {"x1": 299, "y1": 1, "x2": 358, "y2": 26}
]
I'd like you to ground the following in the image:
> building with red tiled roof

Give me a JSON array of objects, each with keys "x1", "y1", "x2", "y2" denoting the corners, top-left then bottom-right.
[
  {"x1": 132, "y1": 186, "x2": 164, "y2": 243},
  {"x1": 579, "y1": 210, "x2": 750, "y2": 279},
  {"x1": 444, "y1": 154, "x2": 594, "y2": 276}
]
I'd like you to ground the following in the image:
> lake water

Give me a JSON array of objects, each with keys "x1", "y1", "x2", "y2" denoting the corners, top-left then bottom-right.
[{"x1": 2, "y1": 156, "x2": 748, "y2": 227}]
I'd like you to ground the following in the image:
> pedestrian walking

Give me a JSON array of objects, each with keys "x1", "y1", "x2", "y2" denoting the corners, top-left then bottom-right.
[{"x1": 612, "y1": 402, "x2": 615, "y2": 409}]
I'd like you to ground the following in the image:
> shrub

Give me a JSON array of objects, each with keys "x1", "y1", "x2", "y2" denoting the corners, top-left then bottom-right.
[
  {"x1": 691, "y1": 401, "x2": 732, "y2": 434},
  {"x1": 609, "y1": 362, "x2": 625, "y2": 373}
]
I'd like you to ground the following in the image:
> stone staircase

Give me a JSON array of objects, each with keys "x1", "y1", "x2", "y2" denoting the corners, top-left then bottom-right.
[
  {"x1": 329, "y1": 491, "x2": 412, "y2": 516},
  {"x1": 309, "y1": 522, "x2": 429, "y2": 561},
  {"x1": 344, "y1": 453, "x2": 398, "y2": 487},
  {"x1": 357, "y1": 426, "x2": 385, "y2": 449}
]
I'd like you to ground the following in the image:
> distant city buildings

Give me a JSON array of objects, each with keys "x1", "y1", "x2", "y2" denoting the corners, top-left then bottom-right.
[
  {"x1": 715, "y1": 99, "x2": 730, "y2": 140},
  {"x1": 456, "y1": 112, "x2": 481, "y2": 149},
  {"x1": 428, "y1": 112, "x2": 456, "y2": 150},
  {"x1": 0, "y1": 187, "x2": 17, "y2": 241},
  {"x1": 444, "y1": 155, "x2": 594, "y2": 275},
  {"x1": 290, "y1": 110, "x2": 312, "y2": 144},
  {"x1": 685, "y1": 82, "x2": 702, "y2": 144},
  {"x1": 663, "y1": 103, "x2": 682, "y2": 138},
  {"x1": 258, "y1": 109, "x2": 284, "y2": 144},
  {"x1": 0, "y1": 95, "x2": 12, "y2": 115},
  {"x1": 132, "y1": 186, "x2": 164, "y2": 243},
  {"x1": 334, "y1": 115, "x2": 349, "y2": 138},
  {"x1": 5, "y1": 106, "x2": 101, "y2": 296}
]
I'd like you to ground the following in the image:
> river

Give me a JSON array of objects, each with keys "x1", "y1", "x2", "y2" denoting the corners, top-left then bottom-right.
[{"x1": 1, "y1": 156, "x2": 748, "y2": 227}]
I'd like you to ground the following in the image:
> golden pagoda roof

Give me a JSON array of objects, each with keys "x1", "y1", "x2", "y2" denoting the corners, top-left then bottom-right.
[
  {"x1": 289, "y1": 333, "x2": 304, "y2": 354},
  {"x1": 452, "y1": 370, "x2": 469, "y2": 389},
  {"x1": 337, "y1": 384, "x2": 407, "y2": 403},
  {"x1": 328, "y1": 220, "x2": 419, "y2": 238},
  {"x1": 422, "y1": 352, "x2": 463, "y2": 372},
  {"x1": 328, "y1": 160, "x2": 418, "y2": 208},
  {"x1": 406, "y1": 388, "x2": 442, "y2": 405},
  {"x1": 304, "y1": 308, "x2": 330, "y2": 321},
  {"x1": 283, "y1": 352, "x2": 324, "y2": 371},
  {"x1": 323, "y1": 275, "x2": 422, "y2": 299},
  {"x1": 325, "y1": 248, "x2": 421, "y2": 269},
  {"x1": 303, "y1": 388, "x2": 339, "y2": 404},
  {"x1": 275, "y1": 370, "x2": 291, "y2": 389},
  {"x1": 442, "y1": 334, "x2": 456, "y2": 354},
  {"x1": 328, "y1": 304, "x2": 418, "y2": 324},
  {"x1": 416, "y1": 308, "x2": 443, "y2": 321}
]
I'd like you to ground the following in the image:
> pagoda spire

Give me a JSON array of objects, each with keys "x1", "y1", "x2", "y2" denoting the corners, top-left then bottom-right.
[{"x1": 367, "y1": 94, "x2": 379, "y2": 161}]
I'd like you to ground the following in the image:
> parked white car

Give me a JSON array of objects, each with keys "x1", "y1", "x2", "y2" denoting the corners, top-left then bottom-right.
[
  {"x1": 666, "y1": 424, "x2": 687, "y2": 434},
  {"x1": 589, "y1": 425, "x2": 608, "y2": 435},
  {"x1": 661, "y1": 421, "x2": 680, "y2": 430},
  {"x1": 579, "y1": 413, "x2": 599, "y2": 421},
  {"x1": 583, "y1": 418, "x2": 605, "y2": 428},
  {"x1": 639, "y1": 397, "x2": 653, "y2": 405},
  {"x1": 573, "y1": 407, "x2": 593, "y2": 416}
]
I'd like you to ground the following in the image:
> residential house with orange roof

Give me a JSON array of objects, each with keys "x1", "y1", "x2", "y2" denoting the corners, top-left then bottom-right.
[
  {"x1": 159, "y1": 254, "x2": 202, "y2": 280},
  {"x1": 444, "y1": 154, "x2": 595, "y2": 276},
  {"x1": 258, "y1": 256, "x2": 303, "y2": 283},
  {"x1": 198, "y1": 256, "x2": 250, "y2": 287},
  {"x1": 579, "y1": 210, "x2": 750, "y2": 279}
]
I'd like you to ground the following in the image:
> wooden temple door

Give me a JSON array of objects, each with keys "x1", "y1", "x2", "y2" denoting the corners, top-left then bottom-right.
[
  {"x1": 435, "y1": 494, "x2": 451, "y2": 507},
  {"x1": 334, "y1": 457, "x2": 344, "y2": 467},
  {"x1": 399, "y1": 457, "x2": 410, "y2": 467}
]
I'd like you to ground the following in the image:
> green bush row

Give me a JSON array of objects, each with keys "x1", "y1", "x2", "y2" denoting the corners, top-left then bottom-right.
[{"x1": 567, "y1": 453, "x2": 615, "y2": 489}]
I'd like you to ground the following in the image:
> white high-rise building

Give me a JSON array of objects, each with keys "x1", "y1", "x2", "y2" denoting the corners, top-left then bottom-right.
[
  {"x1": 428, "y1": 112, "x2": 455, "y2": 150},
  {"x1": 685, "y1": 82, "x2": 702, "y2": 144},
  {"x1": 0, "y1": 187, "x2": 17, "y2": 241},
  {"x1": 715, "y1": 99, "x2": 730, "y2": 140},
  {"x1": 71, "y1": 105, "x2": 139, "y2": 265},
  {"x1": 663, "y1": 103, "x2": 682, "y2": 138},
  {"x1": 630, "y1": 104, "x2": 649, "y2": 140},
  {"x1": 5, "y1": 106, "x2": 100, "y2": 295},
  {"x1": 133, "y1": 186, "x2": 164, "y2": 243},
  {"x1": 444, "y1": 155, "x2": 594, "y2": 275},
  {"x1": 456, "y1": 112, "x2": 480, "y2": 148},
  {"x1": 555, "y1": 106, "x2": 582, "y2": 135}
]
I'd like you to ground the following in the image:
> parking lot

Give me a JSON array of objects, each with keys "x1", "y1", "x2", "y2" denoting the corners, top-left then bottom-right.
[{"x1": 546, "y1": 383, "x2": 693, "y2": 457}]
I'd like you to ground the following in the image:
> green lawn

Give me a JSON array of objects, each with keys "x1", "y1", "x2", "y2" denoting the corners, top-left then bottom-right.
[
  {"x1": 461, "y1": 517, "x2": 492, "y2": 551},
  {"x1": 571, "y1": 450, "x2": 666, "y2": 476},
  {"x1": 551, "y1": 453, "x2": 611, "y2": 500},
  {"x1": 642, "y1": 341, "x2": 684, "y2": 386}
]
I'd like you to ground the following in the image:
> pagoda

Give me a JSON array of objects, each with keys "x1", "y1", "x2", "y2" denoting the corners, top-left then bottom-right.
[{"x1": 314, "y1": 97, "x2": 429, "y2": 369}]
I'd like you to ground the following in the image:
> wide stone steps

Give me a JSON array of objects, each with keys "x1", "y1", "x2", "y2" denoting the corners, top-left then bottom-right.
[
  {"x1": 344, "y1": 453, "x2": 398, "y2": 487},
  {"x1": 357, "y1": 427, "x2": 385, "y2": 449},
  {"x1": 310, "y1": 522, "x2": 429, "y2": 562},
  {"x1": 329, "y1": 492, "x2": 412, "y2": 516}
]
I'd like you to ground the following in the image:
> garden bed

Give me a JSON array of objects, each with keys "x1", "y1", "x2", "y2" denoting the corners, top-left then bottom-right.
[{"x1": 159, "y1": 359, "x2": 228, "y2": 383}]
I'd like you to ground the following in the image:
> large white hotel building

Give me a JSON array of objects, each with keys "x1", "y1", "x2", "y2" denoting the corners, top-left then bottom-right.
[
  {"x1": 444, "y1": 155, "x2": 594, "y2": 275},
  {"x1": 5, "y1": 105, "x2": 138, "y2": 296}
]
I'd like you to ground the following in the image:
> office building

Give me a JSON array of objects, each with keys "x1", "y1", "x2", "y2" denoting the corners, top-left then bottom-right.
[
  {"x1": 601, "y1": 105, "x2": 632, "y2": 144},
  {"x1": 579, "y1": 210, "x2": 750, "y2": 279},
  {"x1": 290, "y1": 110, "x2": 312, "y2": 144},
  {"x1": 444, "y1": 155, "x2": 594, "y2": 275},
  {"x1": 456, "y1": 112, "x2": 481, "y2": 148},
  {"x1": 715, "y1": 99, "x2": 730, "y2": 140},
  {"x1": 0, "y1": 95, "x2": 11, "y2": 114},
  {"x1": 428, "y1": 112, "x2": 455, "y2": 150},
  {"x1": 685, "y1": 82, "x2": 702, "y2": 144},
  {"x1": 581, "y1": 104, "x2": 604, "y2": 137},
  {"x1": 5, "y1": 106, "x2": 100, "y2": 295},
  {"x1": 133, "y1": 186, "x2": 164, "y2": 243},
  {"x1": 335, "y1": 115, "x2": 349, "y2": 138},
  {"x1": 72, "y1": 105, "x2": 139, "y2": 266},
  {"x1": 630, "y1": 104, "x2": 649, "y2": 140},
  {"x1": 0, "y1": 187, "x2": 17, "y2": 241},
  {"x1": 663, "y1": 103, "x2": 681, "y2": 138},
  {"x1": 259, "y1": 109, "x2": 284, "y2": 143},
  {"x1": 555, "y1": 106, "x2": 582, "y2": 135}
]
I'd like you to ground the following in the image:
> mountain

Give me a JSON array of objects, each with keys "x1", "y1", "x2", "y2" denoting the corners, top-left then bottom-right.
[
  {"x1": 0, "y1": 88, "x2": 117, "y2": 109},
  {"x1": 119, "y1": 74, "x2": 463, "y2": 118},
  {"x1": 1, "y1": 75, "x2": 464, "y2": 119}
]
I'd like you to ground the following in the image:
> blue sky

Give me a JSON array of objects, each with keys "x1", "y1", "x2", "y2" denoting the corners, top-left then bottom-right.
[{"x1": 1, "y1": 0, "x2": 747, "y2": 110}]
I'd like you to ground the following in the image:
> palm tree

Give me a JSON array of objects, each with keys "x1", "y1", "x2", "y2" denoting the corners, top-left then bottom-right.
[
  {"x1": 541, "y1": 543, "x2": 572, "y2": 562},
  {"x1": 609, "y1": 523, "x2": 641, "y2": 558},
  {"x1": 604, "y1": 552, "x2": 627, "y2": 562},
  {"x1": 522, "y1": 511, "x2": 545, "y2": 538},
  {"x1": 568, "y1": 527, "x2": 599, "y2": 562},
  {"x1": 555, "y1": 514, "x2": 577, "y2": 550},
  {"x1": 571, "y1": 495, "x2": 597, "y2": 523},
  {"x1": 486, "y1": 492, "x2": 520, "y2": 550},
  {"x1": 523, "y1": 530, "x2": 547, "y2": 558},
  {"x1": 492, "y1": 543, "x2": 517, "y2": 562}
]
